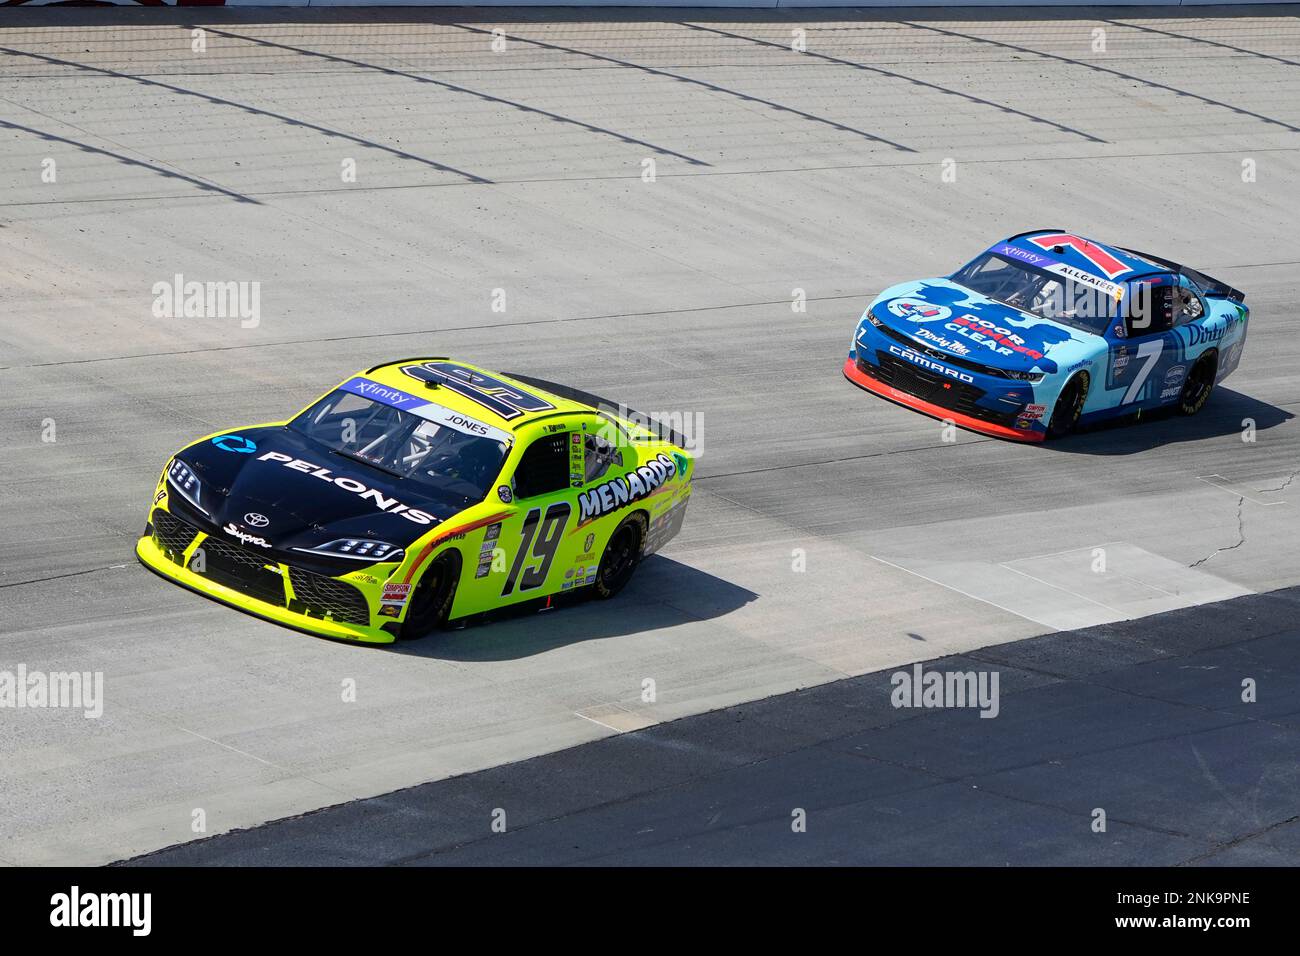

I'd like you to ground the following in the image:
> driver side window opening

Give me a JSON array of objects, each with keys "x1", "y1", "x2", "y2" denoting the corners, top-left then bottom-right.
[
  {"x1": 1175, "y1": 286, "x2": 1204, "y2": 325},
  {"x1": 1123, "y1": 282, "x2": 1176, "y2": 336},
  {"x1": 583, "y1": 433, "x2": 623, "y2": 485},
  {"x1": 513, "y1": 433, "x2": 570, "y2": 499}
]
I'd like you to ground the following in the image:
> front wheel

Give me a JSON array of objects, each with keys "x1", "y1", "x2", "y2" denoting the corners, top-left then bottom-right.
[
  {"x1": 1047, "y1": 372, "x2": 1089, "y2": 439},
  {"x1": 400, "y1": 553, "x2": 459, "y2": 639},
  {"x1": 1178, "y1": 353, "x2": 1217, "y2": 415},
  {"x1": 593, "y1": 514, "x2": 647, "y2": 599}
]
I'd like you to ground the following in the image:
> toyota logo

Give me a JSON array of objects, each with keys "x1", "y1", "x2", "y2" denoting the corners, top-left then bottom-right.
[{"x1": 244, "y1": 512, "x2": 269, "y2": 528}]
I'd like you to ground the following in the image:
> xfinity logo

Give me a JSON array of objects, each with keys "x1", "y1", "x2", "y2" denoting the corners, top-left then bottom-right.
[
  {"x1": 225, "y1": 523, "x2": 272, "y2": 548},
  {"x1": 50, "y1": 886, "x2": 151, "y2": 936},
  {"x1": 244, "y1": 512, "x2": 269, "y2": 528},
  {"x1": 888, "y1": 345, "x2": 975, "y2": 383},
  {"x1": 257, "y1": 452, "x2": 434, "y2": 525}
]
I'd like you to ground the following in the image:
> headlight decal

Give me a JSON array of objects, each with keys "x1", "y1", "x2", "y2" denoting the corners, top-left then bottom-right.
[
  {"x1": 292, "y1": 539, "x2": 405, "y2": 562},
  {"x1": 166, "y1": 458, "x2": 207, "y2": 514}
]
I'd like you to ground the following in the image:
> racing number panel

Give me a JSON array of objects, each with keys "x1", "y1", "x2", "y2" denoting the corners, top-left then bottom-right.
[{"x1": 502, "y1": 502, "x2": 570, "y2": 596}]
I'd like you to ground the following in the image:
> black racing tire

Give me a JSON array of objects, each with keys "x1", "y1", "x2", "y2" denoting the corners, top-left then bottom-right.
[
  {"x1": 1178, "y1": 352, "x2": 1217, "y2": 416},
  {"x1": 1047, "y1": 372, "x2": 1089, "y2": 439},
  {"x1": 593, "y1": 514, "x2": 647, "y2": 599},
  {"x1": 400, "y1": 552, "x2": 459, "y2": 639}
]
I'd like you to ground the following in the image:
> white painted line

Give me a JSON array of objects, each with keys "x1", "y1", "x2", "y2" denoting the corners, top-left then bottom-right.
[
  {"x1": 1017, "y1": 541, "x2": 1126, "y2": 562},
  {"x1": 574, "y1": 711, "x2": 624, "y2": 733},
  {"x1": 1198, "y1": 474, "x2": 1287, "y2": 506},
  {"x1": 997, "y1": 563, "x2": 1129, "y2": 618},
  {"x1": 179, "y1": 728, "x2": 275, "y2": 766},
  {"x1": 573, "y1": 704, "x2": 658, "y2": 733},
  {"x1": 869, "y1": 555, "x2": 1061, "y2": 630}
]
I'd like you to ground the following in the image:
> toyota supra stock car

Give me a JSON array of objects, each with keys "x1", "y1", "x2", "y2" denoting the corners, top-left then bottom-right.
[
  {"x1": 136, "y1": 360, "x2": 693, "y2": 643},
  {"x1": 843, "y1": 230, "x2": 1250, "y2": 441}
]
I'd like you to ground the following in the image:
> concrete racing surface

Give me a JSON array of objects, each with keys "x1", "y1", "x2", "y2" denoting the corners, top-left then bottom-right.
[
  {"x1": 1, "y1": 7, "x2": 1298, "y2": 865},
  {"x1": 122, "y1": 586, "x2": 1300, "y2": 866}
]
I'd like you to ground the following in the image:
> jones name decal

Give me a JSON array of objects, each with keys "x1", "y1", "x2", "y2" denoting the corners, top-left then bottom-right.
[{"x1": 578, "y1": 454, "x2": 677, "y2": 523}]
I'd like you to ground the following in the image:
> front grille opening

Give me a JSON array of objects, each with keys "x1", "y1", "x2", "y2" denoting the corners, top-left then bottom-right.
[
  {"x1": 151, "y1": 509, "x2": 372, "y2": 626},
  {"x1": 152, "y1": 509, "x2": 197, "y2": 564},
  {"x1": 193, "y1": 537, "x2": 290, "y2": 608},
  {"x1": 288, "y1": 567, "x2": 371, "y2": 625},
  {"x1": 861, "y1": 353, "x2": 1020, "y2": 428}
]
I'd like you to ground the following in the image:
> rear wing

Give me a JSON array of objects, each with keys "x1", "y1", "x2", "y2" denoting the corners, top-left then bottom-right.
[
  {"x1": 1119, "y1": 247, "x2": 1246, "y2": 303},
  {"x1": 504, "y1": 372, "x2": 691, "y2": 451}
]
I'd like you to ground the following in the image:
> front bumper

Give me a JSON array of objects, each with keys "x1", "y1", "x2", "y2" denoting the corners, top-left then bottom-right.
[
  {"x1": 842, "y1": 356, "x2": 1046, "y2": 442},
  {"x1": 136, "y1": 508, "x2": 398, "y2": 644}
]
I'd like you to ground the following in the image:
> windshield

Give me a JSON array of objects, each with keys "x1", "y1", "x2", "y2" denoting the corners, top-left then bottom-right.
[
  {"x1": 951, "y1": 252, "x2": 1118, "y2": 335},
  {"x1": 288, "y1": 389, "x2": 509, "y2": 505}
]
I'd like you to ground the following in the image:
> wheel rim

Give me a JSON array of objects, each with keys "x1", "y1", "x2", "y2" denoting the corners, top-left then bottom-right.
[
  {"x1": 406, "y1": 566, "x2": 446, "y2": 631},
  {"x1": 1183, "y1": 360, "x2": 1213, "y2": 409},
  {"x1": 1050, "y1": 378, "x2": 1085, "y2": 434},
  {"x1": 600, "y1": 527, "x2": 636, "y2": 587}
]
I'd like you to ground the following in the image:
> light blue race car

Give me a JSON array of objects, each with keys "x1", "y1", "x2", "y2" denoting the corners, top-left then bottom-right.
[{"x1": 844, "y1": 230, "x2": 1250, "y2": 441}]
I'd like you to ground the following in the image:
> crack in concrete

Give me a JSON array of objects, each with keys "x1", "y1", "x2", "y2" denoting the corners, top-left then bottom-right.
[
  {"x1": 1260, "y1": 470, "x2": 1299, "y2": 495},
  {"x1": 1190, "y1": 495, "x2": 1246, "y2": 568}
]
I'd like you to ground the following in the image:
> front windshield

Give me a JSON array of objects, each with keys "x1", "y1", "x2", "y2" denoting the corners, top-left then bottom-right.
[
  {"x1": 952, "y1": 252, "x2": 1117, "y2": 335},
  {"x1": 289, "y1": 390, "x2": 508, "y2": 504}
]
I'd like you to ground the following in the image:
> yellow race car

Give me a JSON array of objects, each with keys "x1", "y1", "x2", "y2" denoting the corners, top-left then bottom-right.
[{"x1": 137, "y1": 359, "x2": 692, "y2": 643}]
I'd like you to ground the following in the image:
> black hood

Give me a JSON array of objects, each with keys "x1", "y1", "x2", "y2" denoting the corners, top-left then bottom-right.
[{"x1": 173, "y1": 426, "x2": 467, "y2": 557}]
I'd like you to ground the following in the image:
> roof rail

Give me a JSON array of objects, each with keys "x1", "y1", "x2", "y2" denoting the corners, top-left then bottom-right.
[
  {"x1": 1004, "y1": 228, "x2": 1065, "y2": 242},
  {"x1": 512, "y1": 411, "x2": 575, "y2": 432},
  {"x1": 365, "y1": 357, "x2": 449, "y2": 373}
]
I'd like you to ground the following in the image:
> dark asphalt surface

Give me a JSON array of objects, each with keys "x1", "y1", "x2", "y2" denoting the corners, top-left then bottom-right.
[{"x1": 123, "y1": 586, "x2": 1300, "y2": 866}]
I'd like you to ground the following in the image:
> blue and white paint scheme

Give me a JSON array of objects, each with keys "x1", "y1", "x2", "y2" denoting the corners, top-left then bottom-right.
[{"x1": 843, "y1": 230, "x2": 1249, "y2": 441}]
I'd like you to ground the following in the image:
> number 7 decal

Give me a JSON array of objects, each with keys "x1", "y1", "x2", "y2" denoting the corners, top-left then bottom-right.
[
  {"x1": 1027, "y1": 233, "x2": 1128, "y2": 279},
  {"x1": 502, "y1": 502, "x2": 571, "y2": 596},
  {"x1": 1123, "y1": 339, "x2": 1164, "y2": 405}
]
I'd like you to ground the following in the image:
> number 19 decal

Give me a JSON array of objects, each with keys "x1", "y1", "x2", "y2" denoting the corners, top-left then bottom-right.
[{"x1": 502, "y1": 502, "x2": 571, "y2": 596}]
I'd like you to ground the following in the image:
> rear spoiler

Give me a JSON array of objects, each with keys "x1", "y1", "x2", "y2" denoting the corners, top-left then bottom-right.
[
  {"x1": 1119, "y1": 247, "x2": 1246, "y2": 303},
  {"x1": 504, "y1": 372, "x2": 691, "y2": 450}
]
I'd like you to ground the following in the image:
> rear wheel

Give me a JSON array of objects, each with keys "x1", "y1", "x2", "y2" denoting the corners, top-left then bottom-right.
[
  {"x1": 1047, "y1": 372, "x2": 1089, "y2": 439},
  {"x1": 400, "y1": 553, "x2": 458, "y2": 639},
  {"x1": 593, "y1": 514, "x2": 646, "y2": 599},
  {"x1": 1179, "y1": 353, "x2": 1217, "y2": 415}
]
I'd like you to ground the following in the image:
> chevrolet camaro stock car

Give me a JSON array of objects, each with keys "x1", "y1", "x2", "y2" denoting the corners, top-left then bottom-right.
[
  {"x1": 139, "y1": 232, "x2": 1250, "y2": 642},
  {"x1": 137, "y1": 360, "x2": 693, "y2": 643},
  {"x1": 844, "y1": 229, "x2": 1249, "y2": 441}
]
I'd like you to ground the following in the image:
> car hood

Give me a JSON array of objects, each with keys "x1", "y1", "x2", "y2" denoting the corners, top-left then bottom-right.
[
  {"x1": 863, "y1": 278, "x2": 1104, "y2": 375},
  {"x1": 174, "y1": 425, "x2": 467, "y2": 552}
]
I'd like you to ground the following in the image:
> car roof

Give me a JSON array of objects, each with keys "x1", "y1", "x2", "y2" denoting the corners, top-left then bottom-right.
[
  {"x1": 358, "y1": 358, "x2": 593, "y2": 431},
  {"x1": 995, "y1": 229, "x2": 1173, "y2": 283}
]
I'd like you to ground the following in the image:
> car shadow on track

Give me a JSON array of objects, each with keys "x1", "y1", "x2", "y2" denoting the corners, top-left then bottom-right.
[
  {"x1": 1049, "y1": 387, "x2": 1292, "y2": 456},
  {"x1": 386, "y1": 555, "x2": 758, "y2": 661}
]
